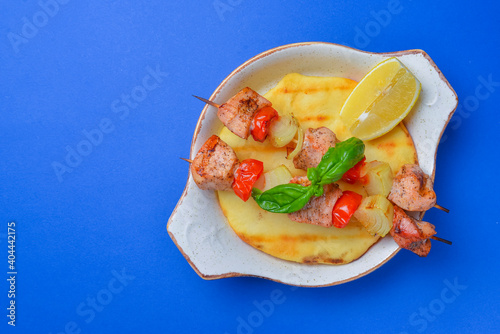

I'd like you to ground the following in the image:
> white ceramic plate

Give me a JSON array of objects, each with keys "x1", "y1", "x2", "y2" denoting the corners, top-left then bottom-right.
[{"x1": 167, "y1": 42, "x2": 458, "y2": 287}]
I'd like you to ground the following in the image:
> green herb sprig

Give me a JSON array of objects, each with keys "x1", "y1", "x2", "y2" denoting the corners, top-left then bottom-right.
[{"x1": 251, "y1": 137, "x2": 365, "y2": 213}]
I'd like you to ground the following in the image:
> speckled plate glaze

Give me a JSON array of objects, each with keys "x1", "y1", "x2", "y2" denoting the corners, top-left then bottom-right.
[{"x1": 167, "y1": 42, "x2": 458, "y2": 287}]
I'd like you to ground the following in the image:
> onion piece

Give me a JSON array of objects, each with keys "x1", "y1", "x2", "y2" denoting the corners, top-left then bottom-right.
[
  {"x1": 361, "y1": 161, "x2": 393, "y2": 197},
  {"x1": 286, "y1": 126, "x2": 303, "y2": 160},
  {"x1": 262, "y1": 165, "x2": 293, "y2": 191},
  {"x1": 353, "y1": 195, "x2": 393, "y2": 237},
  {"x1": 269, "y1": 115, "x2": 299, "y2": 147}
]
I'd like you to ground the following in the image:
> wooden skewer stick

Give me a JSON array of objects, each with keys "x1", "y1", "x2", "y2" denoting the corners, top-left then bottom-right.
[
  {"x1": 431, "y1": 236, "x2": 452, "y2": 245},
  {"x1": 192, "y1": 95, "x2": 220, "y2": 108},
  {"x1": 434, "y1": 204, "x2": 450, "y2": 213},
  {"x1": 180, "y1": 158, "x2": 192, "y2": 163}
]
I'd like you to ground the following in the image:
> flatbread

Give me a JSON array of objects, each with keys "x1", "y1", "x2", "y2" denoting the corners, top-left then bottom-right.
[{"x1": 218, "y1": 73, "x2": 417, "y2": 264}]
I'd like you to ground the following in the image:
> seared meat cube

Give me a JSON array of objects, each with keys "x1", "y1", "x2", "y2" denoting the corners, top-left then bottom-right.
[
  {"x1": 388, "y1": 164, "x2": 436, "y2": 211},
  {"x1": 289, "y1": 175, "x2": 312, "y2": 187},
  {"x1": 217, "y1": 87, "x2": 272, "y2": 139},
  {"x1": 288, "y1": 184, "x2": 342, "y2": 228},
  {"x1": 390, "y1": 206, "x2": 437, "y2": 257},
  {"x1": 293, "y1": 127, "x2": 338, "y2": 170},
  {"x1": 190, "y1": 135, "x2": 239, "y2": 191}
]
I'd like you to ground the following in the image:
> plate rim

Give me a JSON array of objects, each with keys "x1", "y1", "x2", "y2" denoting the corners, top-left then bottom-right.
[{"x1": 167, "y1": 42, "x2": 458, "y2": 287}]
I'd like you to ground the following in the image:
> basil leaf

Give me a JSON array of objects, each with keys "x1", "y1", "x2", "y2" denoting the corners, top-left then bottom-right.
[
  {"x1": 307, "y1": 167, "x2": 319, "y2": 183},
  {"x1": 313, "y1": 184, "x2": 324, "y2": 197},
  {"x1": 251, "y1": 184, "x2": 316, "y2": 213},
  {"x1": 314, "y1": 137, "x2": 365, "y2": 185},
  {"x1": 251, "y1": 137, "x2": 365, "y2": 215}
]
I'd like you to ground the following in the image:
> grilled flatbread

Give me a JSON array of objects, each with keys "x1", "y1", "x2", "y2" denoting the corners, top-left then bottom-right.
[{"x1": 218, "y1": 73, "x2": 417, "y2": 264}]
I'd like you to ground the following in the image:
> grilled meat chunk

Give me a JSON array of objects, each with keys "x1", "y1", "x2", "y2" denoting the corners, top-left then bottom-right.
[
  {"x1": 293, "y1": 127, "x2": 338, "y2": 170},
  {"x1": 190, "y1": 135, "x2": 239, "y2": 191},
  {"x1": 288, "y1": 184, "x2": 342, "y2": 228},
  {"x1": 217, "y1": 87, "x2": 272, "y2": 139},
  {"x1": 390, "y1": 206, "x2": 437, "y2": 257},
  {"x1": 388, "y1": 164, "x2": 437, "y2": 211},
  {"x1": 289, "y1": 175, "x2": 312, "y2": 187}
]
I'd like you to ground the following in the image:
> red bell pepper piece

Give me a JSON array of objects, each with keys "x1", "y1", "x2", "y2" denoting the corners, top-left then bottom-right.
[
  {"x1": 332, "y1": 191, "x2": 363, "y2": 228},
  {"x1": 232, "y1": 159, "x2": 264, "y2": 201},
  {"x1": 341, "y1": 157, "x2": 367, "y2": 184},
  {"x1": 250, "y1": 106, "x2": 278, "y2": 142}
]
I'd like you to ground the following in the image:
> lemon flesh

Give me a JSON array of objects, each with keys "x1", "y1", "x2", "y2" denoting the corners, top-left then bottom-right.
[{"x1": 340, "y1": 57, "x2": 421, "y2": 141}]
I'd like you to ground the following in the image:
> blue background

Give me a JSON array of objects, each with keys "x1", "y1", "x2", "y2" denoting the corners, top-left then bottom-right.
[{"x1": 1, "y1": 0, "x2": 499, "y2": 333}]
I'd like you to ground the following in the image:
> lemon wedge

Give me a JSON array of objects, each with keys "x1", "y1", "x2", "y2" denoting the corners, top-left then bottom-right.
[{"x1": 339, "y1": 57, "x2": 421, "y2": 141}]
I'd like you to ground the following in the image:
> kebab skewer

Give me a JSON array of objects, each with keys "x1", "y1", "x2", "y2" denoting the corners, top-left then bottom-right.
[
  {"x1": 193, "y1": 87, "x2": 277, "y2": 142},
  {"x1": 186, "y1": 133, "x2": 451, "y2": 257},
  {"x1": 194, "y1": 88, "x2": 305, "y2": 159},
  {"x1": 194, "y1": 88, "x2": 448, "y2": 213},
  {"x1": 189, "y1": 134, "x2": 263, "y2": 201},
  {"x1": 190, "y1": 88, "x2": 452, "y2": 255}
]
